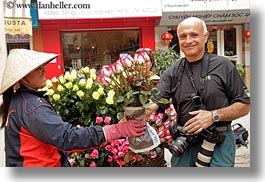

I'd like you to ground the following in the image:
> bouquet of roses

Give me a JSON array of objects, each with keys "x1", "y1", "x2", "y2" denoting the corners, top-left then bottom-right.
[
  {"x1": 97, "y1": 52, "x2": 167, "y2": 153},
  {"x1": 97, "y1": 52, "x2": 159, "y2": 111},
  {"x1": 44, "y1": 67, "x2": 146, "y2": 167}
]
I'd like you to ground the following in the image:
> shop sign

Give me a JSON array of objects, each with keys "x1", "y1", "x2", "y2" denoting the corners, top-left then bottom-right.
[
  {"x1": 162, "y1": 0, "x2": 250, "y2": 12},
  {"x1": 160, "y1": 0, "x2": 250, "y2": 25},
  {"x1": 38, "y1": 0, "x2": 162, "y2": 19},
  {"x1": 5, "y1": 18, "x2": 32, "y2": 36},
  {"x1": 160, "y1": 9, "x2": 250, "y2": 25},
  {"x1": 6, "y1": 34, "x2": 30, "y2": 43}
]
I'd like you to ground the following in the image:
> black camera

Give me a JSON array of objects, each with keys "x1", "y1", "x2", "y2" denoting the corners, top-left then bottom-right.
[
  {"x1": 200, "y1": 128, "x2": 226, "y2": 144},
  {"x1": 166, "y1": 94, "x2": 202, "y2": 157},
  {"x1": 232, "y1": 123, "x2": 249, "y2": 148},
  {"x1": 168, "y1": 122, "x2": 226, "y2": 164},
  {"x1": 191, "y1": 94, "x2": 201, "y2": 109},
  {"x1": 167, "y1": 124, "x2": 198, "y2": 157}
]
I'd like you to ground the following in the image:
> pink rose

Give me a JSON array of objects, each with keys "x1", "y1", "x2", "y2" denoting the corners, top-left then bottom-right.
[
  {"x1": 96, "y1": 117, "x2": 103, "y2": 124},
  {"x1": 110, "y1": 147, "x2": 118, "y2": 154},
  {"x1": 165, "y1": 107, "x2": 173, "y2": 113},
  {"x1": 108, "y1": 156, "x2": 113, "y2": 162},
  {"x1": 111, "y1": 61, "x2": 124, "y2": 74},
  {"x1": 90, "y1": 161, "x2": 96, "y2": 167},
  {"x1": 68, "y1": 158, "x2": 75, "y2": 166},
  {"x1": 155, "y1": 117, "x2": 162, "y2": 126},
  {"x1": 164, "y1": 120, "x2": 172, "y2": 128},
  {"x1": 97, "y1": 75, "x2": 111, "y2": 86},
  {"x1": 104, "y1": 117, "x2": 111, "y2": 125},
  {"x1": 90, "y1": 149, "x2": 99, "y2": 159},
  {"x1": 120, "y1": 55, "x2": 133, "y2": 68},
  {"x1": 164, "y1": 135, "x2": 173, "y2": 142},
  {"x1": 101, "y1": 66, "x2": 112, "y2": 77},
  {"x1": 117, "y1": 160, "x2": 125, "y2": 167},
  {"x1": 148, "y1": 113, "x2": 156, "y2": 122},
  {"x1": 76, "y1": 124, "x2": 83, "y2": 128},
  {"x1": 117, "y1": 151, "x2": 125, "y2": 158},
  {"x1": 105, "y1": 145, "x2": 112, "y2": 151},
  {"x1": 148, "y1": 151, "x2": 157, "y2": 159}
]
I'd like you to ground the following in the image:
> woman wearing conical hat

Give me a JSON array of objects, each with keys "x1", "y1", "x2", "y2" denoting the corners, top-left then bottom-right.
[{"x1": 0, "y1": 49, "x2": 146, "y2": 167}]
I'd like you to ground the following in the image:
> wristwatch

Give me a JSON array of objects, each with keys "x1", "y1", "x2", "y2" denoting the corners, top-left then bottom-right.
[{"x1": 211, "y1": 110, "x2": 220, "y2": 123}]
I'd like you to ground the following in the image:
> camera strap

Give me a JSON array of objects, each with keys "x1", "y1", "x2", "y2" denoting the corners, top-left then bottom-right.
[
  {"x1": 185, "y1": 61, "x2": 199, "y2": 96},
  {"x1": 185, "y1": 53, "x2": 210, "y2": 97},
  {"x1": 175, "y1": 53, "x2": 210, "y2": 117},
  {"x1": 175, "y1": 58, "x2": 185, "y2": 117},
  {"x1": 199, "y1": 53, "x2": 210, "y2": 95}
]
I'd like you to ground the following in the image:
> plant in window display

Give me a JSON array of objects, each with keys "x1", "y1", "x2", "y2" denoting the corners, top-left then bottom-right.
[
  {"x1": 154, "y1": 47, "x2": 179, "y2": 77},
  {"x1": 235, "y1": 63, "x2": 245, "y2": 78}
]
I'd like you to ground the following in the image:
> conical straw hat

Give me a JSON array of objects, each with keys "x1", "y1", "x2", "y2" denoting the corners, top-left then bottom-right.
[{"x1": 0, "y1": 49, "x2": 59, "y2": 95}]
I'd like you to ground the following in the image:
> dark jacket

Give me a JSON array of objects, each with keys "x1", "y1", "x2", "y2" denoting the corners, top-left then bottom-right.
[{"x1": 5, "y1": 87, "x2": 106, "y2": 167}]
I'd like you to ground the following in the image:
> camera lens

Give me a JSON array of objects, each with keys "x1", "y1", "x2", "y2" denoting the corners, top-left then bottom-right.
[
  {"x1": 194, "y1": 139, "x2": 216, "y2": 167},
  {"x1": 168, "y1": 136, "x2": 189, "y2": 157}
]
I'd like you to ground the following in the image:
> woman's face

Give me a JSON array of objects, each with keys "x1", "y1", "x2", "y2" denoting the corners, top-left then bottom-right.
[
  {"x1": 21, "y1": 65, "x2": 47, "y2": 90},
  {"x1": 144, "y1": 60, "x2": 153, "y2": 74},
  {"x1": 138, "y1": 50, "x2": 154, "y2": 74}
]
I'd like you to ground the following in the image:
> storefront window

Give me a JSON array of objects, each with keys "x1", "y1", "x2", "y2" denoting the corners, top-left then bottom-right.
[
  {"x1": 167, "y1": 27, "x2": 180, "y2": 54},
  {"x1": 207, "y1": 29, "x2": 217, "y2": 55},
  {"x1": 60, "y1": 30, "x2": 140, "y2": 71},
  {"x1": 206, "y1": 27, "x2": 237, "y2": 60},
  {"x1": 224, "y1": 28, "x2": 237, "y2": 56}
]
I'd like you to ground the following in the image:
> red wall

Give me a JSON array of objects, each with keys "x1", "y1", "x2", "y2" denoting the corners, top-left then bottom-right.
[
  {"x1": 42, "y1": 30, "x2": 63, "y2": 79},
  {"x1": 39, "y1": 17, "x2": 159, "y2": 79}
]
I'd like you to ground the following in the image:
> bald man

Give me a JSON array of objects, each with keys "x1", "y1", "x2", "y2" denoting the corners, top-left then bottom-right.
[{"x1": 150, "y1": 17, "x2": 250, "y2": 167}]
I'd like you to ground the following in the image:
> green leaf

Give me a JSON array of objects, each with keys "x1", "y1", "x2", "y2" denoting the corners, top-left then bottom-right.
[
  {"x1": 126, "y1": 90, "x2": 134, "y2": 99},
  {"x1": 140, "y1": 90, "x2": 149, "y2": 96},
  {"x1": 83, "y1": 117, "x2": 91, "y2": 126},
  {"x1": 125, "y1": 152, "x2": 131, "y2": 163},
  {"x1": 156, "y1": 147, "x2": 162, "y2": 154},
  {"x1": 80, "y1": 159, "x2": 85, "y2": 166},
  {"x1": 139, "y1": 94, "x2": 148, "y2": 106},
  {"x1": 117, "y1": 112, "x2": 124, "y2": 121},
  {"x1": 117, "y1": 95, "x2": 125, "y2": 103},
  {"x1": 143, "y1": 102, "x2": 152, "y2": 109},
  {"x1": 159, "y1": 98, "x2": 170, "y2": 104},
  {"x1": 151, "y1": 88, "x2": 160, "y2": 95},
  {"x1": 135, "y1": 80, "x2": 142, "y2": 86}
]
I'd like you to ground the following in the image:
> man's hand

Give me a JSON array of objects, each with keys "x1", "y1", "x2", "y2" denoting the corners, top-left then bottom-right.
[{"x1": 184, "y1": 110, "x2": 213, "y2": 134}]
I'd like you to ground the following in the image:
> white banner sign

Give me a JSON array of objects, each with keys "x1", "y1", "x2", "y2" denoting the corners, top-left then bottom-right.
[
  {"x1": 162, "y1": 0, "x2": 250, "y2": 12},
  {"x1": 38, "y1": 0, "x2": 162, "y2": 19},
  {"x1": 160, "y1": 0, "x2": 250, "y2": 25}
]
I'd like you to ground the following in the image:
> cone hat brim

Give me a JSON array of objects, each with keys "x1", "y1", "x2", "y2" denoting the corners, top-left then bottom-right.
[{"x1": 0, "y1": 49, "x2": 59, "y2": 95}]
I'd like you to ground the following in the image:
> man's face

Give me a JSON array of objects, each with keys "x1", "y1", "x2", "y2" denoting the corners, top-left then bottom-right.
[{"x1": 177, "y1": 20, "x2": 209, "y2": 61}]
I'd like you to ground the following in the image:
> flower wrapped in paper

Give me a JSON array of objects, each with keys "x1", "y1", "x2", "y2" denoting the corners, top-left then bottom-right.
[{"x1": 97, "y1": 52, "x2": 162, "y2": 153}]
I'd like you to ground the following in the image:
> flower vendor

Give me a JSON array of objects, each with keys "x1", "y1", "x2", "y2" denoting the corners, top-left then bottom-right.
[{"x1": 0, "y1": 49, "x2": 146, "y2": 167}]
